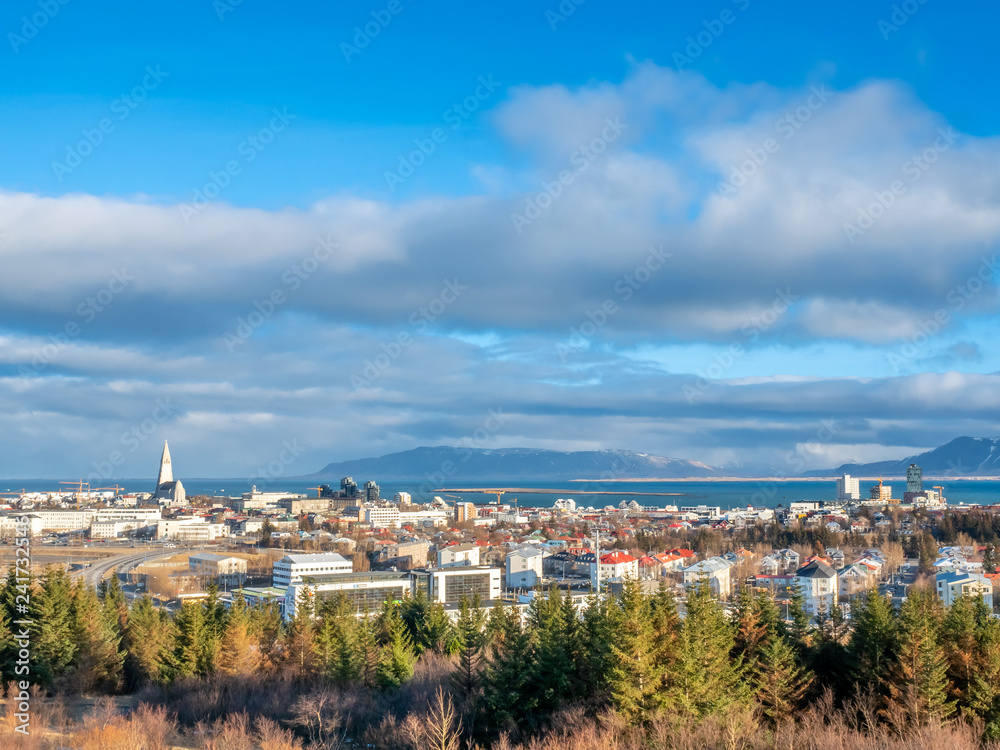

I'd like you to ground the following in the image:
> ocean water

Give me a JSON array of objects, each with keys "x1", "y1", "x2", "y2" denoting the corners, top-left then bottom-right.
[{"x1": 4, "y1": 477, "x2": 1000, "y2": 510}]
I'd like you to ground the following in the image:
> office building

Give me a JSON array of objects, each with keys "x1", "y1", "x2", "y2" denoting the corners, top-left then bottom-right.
[{"x1": 836, "y1": 474, "x2": 860, "y2": 501}]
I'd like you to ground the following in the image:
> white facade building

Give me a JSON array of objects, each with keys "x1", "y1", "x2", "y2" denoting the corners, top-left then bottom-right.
[
  {"x1": 273, "y1": 552, "x2": 352, "y2": 587},
  {"x1": 794, "y1": 559, "x2": 839, "y2": 615},
  {"x1": 438, "y1": 543, "x2": 480, "y2": 568},
  {"x1": 836, "y1": 474, "x2": 861, "y2": 501},
  {"x1": 505, "y1": 547, "x2": 544, "y2": 589}
]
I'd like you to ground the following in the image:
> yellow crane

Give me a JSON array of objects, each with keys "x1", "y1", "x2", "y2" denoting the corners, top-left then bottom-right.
[
  {"x1": 481, "y1": 489, "x2": 506, "y2": 504},
  {"x1": 306, "y1": 486, "x2": 324, "y2": 498},
  {"x1": 59, "y1": 480, "x2": 90, "y2": 509}
]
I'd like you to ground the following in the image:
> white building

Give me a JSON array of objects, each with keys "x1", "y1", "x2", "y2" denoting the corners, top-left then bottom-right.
[
  {"x1": 836, "y1": 474, "x2": 861, "y2": 501},
  {"x1": 506, "y1": 547, "x2": 544, "y2": 589},
  {"x1": 363, "y1": 505, "x2": 401, "y2": 529},
  {"x1": 794, "y1": 559, "x2": 839, "y2": 615},
  {"x1": 419, "y1": 566, "x2": 502, "y2": 605},
  {"x1": 438, "y1": 543, "x2": 480, "y2": 568},
  {"x1": 156, "y1": 517, "x2": 228, "y2": 541},
  {"x1": 189, "y1": 553, "x2": 247, "y2": 579},
  {"x1": 936, "y1": 571, "x2": 994, "y2": 608},
  {"x1": 682, "y1": 557, "x2": 733, "y2": 598},
  {"x1": 272, "y1": 552, "x2": 352, "y2": 587}
]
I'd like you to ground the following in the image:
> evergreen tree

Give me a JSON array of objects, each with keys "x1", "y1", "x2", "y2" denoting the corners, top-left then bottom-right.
[
  {"x1": 848, "y1": 589, "x2": 898, "y2": 699},
  {"x1": 124, "y1": 595, "x2": 174, "y2": 687},
  {"x1": 606, "y1": 577, "x2": 658, "y2": 720},
  {"x1": 31, "y1": 566, "x2": 76, "y2": 685},
  {"x1": 481, "y1": 601, "x2": 535, "y2": 732},
  {"x1": 452, "y1": 595, "x2": 487, "y2": 700},
  {"x1": 355, "y1": 613, "x2": 380, "y2": 688},
  {"x1": 216, "y1": 594, "x2": 257, "y2": 678},
  {"x1": 524, "y1": 586, "x2": 576, "y2": 712},
  {"x1": 284, "y1": 588, "x2": 318, "y2": 679},
  {"x1": 887, "y1": 591, "x2": 953, "y2": 725},
  {"x1": 70, "y1": 580, "x2": 124, "y2": 692},
  {"x1": 647, "y1": 581, "x2": 680, "y2": 710},
  {"x1": 0, "y1": 595, "x2": 14, "y2": 685},
  {"x1": 377, "y1": 607, "x2": 416, "y2": 688},
  {"x1": 172, "y1": 599, "x2": 206, "y2": 679},
  {"x1": 755, "y1": 632, "x2": 812, "y2": 724},
  {"x1": 668, "y1": 580, "x2": 747, "y2": 717},
  {"x1": 787, "y1": 585, "x2": 812, "y2": 656},
  {"x1": 942, "y1": 595, "x2": 979, "y2": 710}
]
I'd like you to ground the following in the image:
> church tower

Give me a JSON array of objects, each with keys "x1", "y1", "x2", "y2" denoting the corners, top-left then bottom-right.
[{"x1": 156, "y1": 440, "x2": 173, "y2": 488}]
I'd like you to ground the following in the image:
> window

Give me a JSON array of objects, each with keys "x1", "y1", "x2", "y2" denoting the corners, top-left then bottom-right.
[{"x1": 441, "y1": 572, "x2": 491, "y2": 602}]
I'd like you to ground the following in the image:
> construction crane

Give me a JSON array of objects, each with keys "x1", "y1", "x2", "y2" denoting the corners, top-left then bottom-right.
[
  {"x1": 59, "y1": 480, "x2": 90, "y2": 508},
  {"x1": 306, "y1": 486, "x2": 324, "y2": 498},
  {"x1": 94, "y1": 485, "x2": 124, "y2": 500},
  {"x1": 480, "y1": 489, "x2": 506, "y2": 504}
]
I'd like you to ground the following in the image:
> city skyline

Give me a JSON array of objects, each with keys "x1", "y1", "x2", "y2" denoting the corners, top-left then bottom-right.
[{"x1": 2, "y1": 1, "x2": 1000, "y2": 478}]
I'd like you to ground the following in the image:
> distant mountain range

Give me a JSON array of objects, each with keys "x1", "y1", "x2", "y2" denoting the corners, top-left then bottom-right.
[
  {"x1": 304, "y1": 446, "x2": 721, "y2": 480},
  {"x1": 807, "y1": 436, "x2": 1000, "y2": 477}
]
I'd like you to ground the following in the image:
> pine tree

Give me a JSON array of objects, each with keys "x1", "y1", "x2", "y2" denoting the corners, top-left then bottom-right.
[
  {"x1": 647, "y1": 580, "x2": 680, "y2": 710},
  {"x1": 942, "y1": 595, "x2": 979, "y2": 710},
  {"x1": 284, "y1": 588, "x2": 318, "y2": 679},
  {"x1": 579, "y1": 592, "x2": 616, "y2": 696},
  {"x1": 848, "y1": 589, "x2": 898, "y2": 698},
  {"x1": 732, "y1": 585, "x2": 767, "y2": 663},
  {"x1": 0, "y1": 595, "x2": 14, "y2": 685},
  {"x1": 216, "y1": 594, "x2": 257, "y2": 678},
  {"x1": 668, "y1": 580, "x2": 748, "y2": 717},
  {"x1": 316, "y1": 594, "x2": 360, "y2": 683},
  {"x1": 887, "y1": 591, "x2": 953, "y2": 726},
  {"x1": 481, "y1": 601, "x2": 535, "y2": 732},
  {"x1": 377, "y1": 607, "x2": 416, "y2": 688},
  {"x1": 356, "y1": 613, "x2": 380, "y2": 688},
  {"x1": 70, "y1": 580, "x2": 124, "y2": 692},
  {"x1": 606, "y1": 576, "x2": 658, "y2": 720},
  {"x1": 198, "y1": 581, "x2": 224, "y2": 675},
  {"x1": 755, "y1": 633, "x2": 812, "y2": 724},
  {"x1": 172, "y1": 599, "x2": 206, "y2": 680},
  {"x1": 124, "y1": 595, "x2": 174, "y2": 687},
  {"x1": 525, "y1": 586, "x2": 576, "y2": 712},
  {"x1": 787, "y1": 585, "x2": 812, "y2": 655},
  {"x1": 31, "y1": 566, "x2": 76, "y2": 685},
  {"x1": 452, "y1": 595, "x2": 487, "y2": 700}
]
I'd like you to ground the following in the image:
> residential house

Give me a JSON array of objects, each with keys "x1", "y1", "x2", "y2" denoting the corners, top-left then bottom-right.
[
  {"x1": 506, "y1": 547, "x2": 544, "y2": 589},
  {"x1": 682, "y1": 557, "x2": 733, "y2": 598},
  {"x1": 437, "y1": 542, "x2": 480, "y2": 568},
  {"x1": 936, "y1": 571, "x2": 994, "y2": 608},
  {"x1": 794, "y1": 559, "x2": 838, "y2": 615},
  {"x1": 590, "y1": 551, "x2": 639, "y2": 589}
]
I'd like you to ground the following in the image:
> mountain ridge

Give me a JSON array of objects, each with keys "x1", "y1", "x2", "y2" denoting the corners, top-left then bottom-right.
[
  {"x1": 301, "y1": 446, "x2": 721, "y2": 480},
  {"x1": 805, "y1": 436, "x2": 1000, "y2": 477}
]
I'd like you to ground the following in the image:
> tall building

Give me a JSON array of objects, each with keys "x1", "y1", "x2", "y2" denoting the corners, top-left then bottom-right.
[
  {"x1": 907, "y1": 464, "x2": 923, "y2": 494},
  {"x1": 454, "y1": 502, "x2": 477, "y2": 523},
  {"x1": 341, "y1": 477, "x2": 358, "y2": 497},
  {"x1": 364, "y1": 480, "x2": 380, "y2": 503},
  {"x1": 836, "y1": 474, "x2": 860, "y2": 500},
  {"x1": 152, "y1": 440, "x2": 186, "y2": 505}
]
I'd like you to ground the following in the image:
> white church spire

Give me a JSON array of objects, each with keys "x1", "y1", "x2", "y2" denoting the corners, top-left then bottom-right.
[{"x1": 156, "y1": 440, "x2": 173, "y2": 488}]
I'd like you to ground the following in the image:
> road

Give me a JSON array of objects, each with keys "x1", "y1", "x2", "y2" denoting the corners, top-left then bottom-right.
[{"x1": 71, "y1": 546, "x2": 215, "y2": 588}]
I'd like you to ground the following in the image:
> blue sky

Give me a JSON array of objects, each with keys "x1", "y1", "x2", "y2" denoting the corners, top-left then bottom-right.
[{"x1": 1, "y1": 0, "x2": 999, "y2": 479}]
